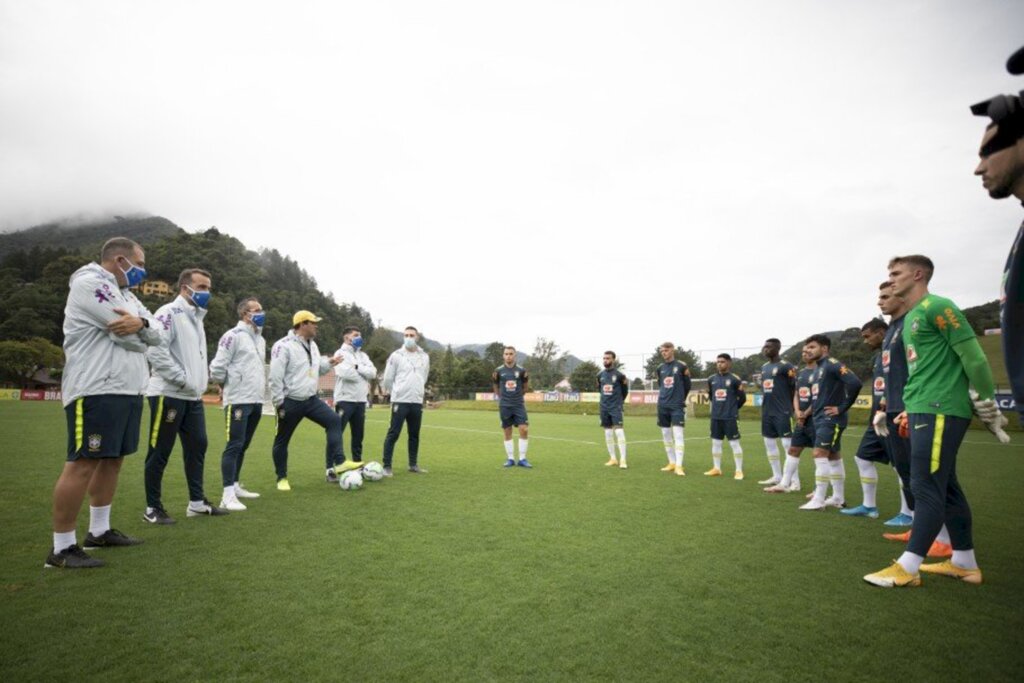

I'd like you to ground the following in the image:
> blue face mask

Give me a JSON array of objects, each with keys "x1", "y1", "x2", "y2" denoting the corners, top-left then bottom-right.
[
  {"x1": 251, "y1": 313, "x2": 266, "y2": 327},
  {"x1": 118, "y1": 257, "x2": 147, "y2": 288},
  {"x1": 403, "y1": 337, "x2": 416, "y2": 350},
  {"x1": 187, "y1": 285, "x2": 211, "y2": 309},
  {"x1": 351, "y1": 336, "x2": 364, "y2": 349}
]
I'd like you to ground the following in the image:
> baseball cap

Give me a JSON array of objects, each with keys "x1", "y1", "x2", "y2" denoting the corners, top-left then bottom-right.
[{"x1": 293, "y1": 310, "x2": 323, "y2": 326}]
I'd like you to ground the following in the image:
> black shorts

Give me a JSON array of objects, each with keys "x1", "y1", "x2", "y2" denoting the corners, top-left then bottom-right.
[
  {"x1": 814, "y1": 420, "x2": 845, "y2": 454},
  {"x1": 600, "y1": 407, "x2": 624, "y2": 428},
  {"x1": 500, "y1": 404, "x2": 529, "y2": 428},
  {"x1": 791, "y1": 418, "x2": 815, "y2": 448},
  {"x1": 761, "y1": 413, "x2": 793, "y2": 438},
  {"x1": 710, "y1": 418, "x2": 740, "y2": 440},
  {"x1": 657, "y1": 406, "x2": 686, "y2": 428},
  {"x1": 65, "y1": 394, "x2": 143, "y2": 461},
  {"x1": 855, "y1": 425, "x2": 891, "y2": 464}
]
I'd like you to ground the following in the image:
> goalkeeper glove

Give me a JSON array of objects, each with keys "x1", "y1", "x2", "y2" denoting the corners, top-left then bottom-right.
[{"x1": 872, "y1": 410, "x2": 889, "y2": 438}]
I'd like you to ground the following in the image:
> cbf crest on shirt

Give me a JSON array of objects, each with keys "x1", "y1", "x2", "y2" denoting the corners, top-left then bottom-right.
[{"x1": 597, "y1": 368, "x2": 629, "y2": 410}]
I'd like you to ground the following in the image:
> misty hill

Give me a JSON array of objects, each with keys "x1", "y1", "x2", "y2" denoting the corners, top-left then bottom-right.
[
  {"x1": 0, "y1": 218, "x2": 373, "y2": 362},
  {"x1": 453, "y1": 343, "x2": 583, "y2": 373},
  {"x1": 0, "y1": 215, "x2": 183, "y2": 260}
]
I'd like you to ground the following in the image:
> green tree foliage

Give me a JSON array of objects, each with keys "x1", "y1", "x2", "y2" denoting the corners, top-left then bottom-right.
[
  {"x1": 364, "y1": 327, "x2": 401, "y2": 374},
  {"x1": 483, "y1": 341, "x2": 505, "y2": 369},
  {"x1": 643, "y1": 345, "x2": 702, "y2": 378},
  {"x1": 0, "y1": 225, "x2": 375, "y2": 364},
  {"x1": 568, "y1": 360, "x2": 601, "y2": 393},
  {"x1": 0, "y1": 337, "x2": 63, "y2": 387},
  {"x1": 630, "y1": 377, "x2": 645, "y2": 390},
  {"x1": 525, "y1": 337, "x2": 569, "y2": 390}
]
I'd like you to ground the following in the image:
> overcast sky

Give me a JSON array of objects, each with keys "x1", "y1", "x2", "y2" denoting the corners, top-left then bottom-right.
[{"x1": 1, "y1": 1, "x2": 1022, "y2": 376}]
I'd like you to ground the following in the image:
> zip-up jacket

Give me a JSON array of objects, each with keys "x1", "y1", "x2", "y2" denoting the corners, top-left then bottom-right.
[
  {"x1": 269, "y1": 330, "x2": 332, "y2": 406},
  {"x1": 60, "y1": 263, "x2": 163, "y2": 406},
  {"x1": 209, "y1": 320, "x2": 268, "y2": 405},
  {"x1": 382, "y1": 347, "x2": 429, "y2": 404},
  {"x1": 333, "y1": 343, "x2": 377, "y2": 403},
  {"x1": 146, "y1": 295, "x2": 209, "y2": 400}
]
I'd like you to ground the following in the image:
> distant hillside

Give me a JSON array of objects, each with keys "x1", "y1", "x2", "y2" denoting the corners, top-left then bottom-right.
[
  {"x1": 0, "y1": 215, "x2": 183, "y2": 260},
  {"x1": 452, "y1": 343, "x2": 583, "y2": 373},
  {"x1": 0, "y1": 220, "x2": 374, "y2": 362}
]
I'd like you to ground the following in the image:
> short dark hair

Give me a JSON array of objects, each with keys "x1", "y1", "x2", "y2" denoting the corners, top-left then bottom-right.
[
  {"x1": 805, "y1": 334, "x2": 831, "y2": 348},
  {"x1": 404, "y1": 326, "x2": 418, "y2": 334},
  {"x1": 604, "y1": 350, "x2": 617, "y2": 359},
  {"x1": 765, "y1": 338, "x2": 781, "y2": 346},
  {"x1": 862, "y1": 318, "x2": 889, "y2": 333},
  {"x1": 717, "y1": 353, "x2": 732, "y2": 361},
  {"x1": 100, "y1": 237, "x2": 141, "y2": 262},
  {"x1": 504, "y1": 345, "x2": 516, "y2": 353},
  {"x1": 177, "y1": 268, "x2": 212, "y2": 290},
  {"x1": 879, "y1": 280, "x2": 893, "y2": 290},
  {"x1": 660, "y1": 341, "x2": 674, "y2": 350},
  {"x1": 236, "y1": 297, "x2": 260, "y2": 317},
  {"x1": 888, "y1": 255, "x2": 934, "y2": 283},
  {"x1": 342, "y1": 326, "x2": 360, "y2": 337}
]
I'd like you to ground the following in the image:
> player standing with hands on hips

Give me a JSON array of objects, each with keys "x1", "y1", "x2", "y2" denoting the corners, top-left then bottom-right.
[{"x1": 208, "y1": 297, "x2": 267, "y2": 511}]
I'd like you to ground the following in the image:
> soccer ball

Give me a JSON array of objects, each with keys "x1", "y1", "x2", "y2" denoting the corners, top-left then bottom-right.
[
  {"x1": 339, "y1": 470, "x2": 363, "y2": 490},
  {"x1": 362, "y1": 461, "x2": 384, "y2": 481}
]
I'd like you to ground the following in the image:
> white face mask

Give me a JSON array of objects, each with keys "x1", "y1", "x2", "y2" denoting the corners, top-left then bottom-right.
[{"x1": 403, "y1": 337, "x2": 416, "y2": 350}]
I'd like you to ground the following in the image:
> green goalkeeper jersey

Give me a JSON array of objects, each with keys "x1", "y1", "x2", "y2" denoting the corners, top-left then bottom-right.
[{"x1": 902, "y1": 294, "x2": 975, "y2": 419}]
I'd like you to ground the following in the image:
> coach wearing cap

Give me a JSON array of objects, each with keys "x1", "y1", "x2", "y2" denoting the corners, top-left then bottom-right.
[{"x1": 268, "y1": 310, "x2": 358, "y2": 490}]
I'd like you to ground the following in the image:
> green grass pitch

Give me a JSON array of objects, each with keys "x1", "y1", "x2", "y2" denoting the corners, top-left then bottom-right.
[{"x1": 1, "y1": 402, "x2": 1021, "y2": 681}]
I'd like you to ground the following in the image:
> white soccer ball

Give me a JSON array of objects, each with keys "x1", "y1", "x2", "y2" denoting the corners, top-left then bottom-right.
[
  {"x1": 361, "y1": 461, "x2": 384, "y2": 481},
  {"x1": 339, "y1": 470, "x2": 364, "y2": 490}
]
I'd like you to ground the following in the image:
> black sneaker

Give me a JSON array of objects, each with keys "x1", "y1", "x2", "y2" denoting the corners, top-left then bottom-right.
[
  {"x1": 84, "y1": 528, "x2": 144, "y2": 548},
  {"x1": 326, "y1": 470, "x2": 339, "y2": 484},
  {"x1": 142, "y1": 507, "x2": 176, "y2": 525},
  {"x1": 45, "y1": 544, "x2": 104, "y2": 569},
  {"x1": 186, "y1": 499, "x2": 229, "y2": 517},
  {"x1": 408, "y1": 465, "x2": 428, "y2": 474}
]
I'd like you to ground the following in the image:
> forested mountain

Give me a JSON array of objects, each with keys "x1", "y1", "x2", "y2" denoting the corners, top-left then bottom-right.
[
  {"x1": 0, "y1": 215, "x2": 182, "y2": 259},
  {"x1": 0, "y1": 220, "x2": 374, "y2": 368}
]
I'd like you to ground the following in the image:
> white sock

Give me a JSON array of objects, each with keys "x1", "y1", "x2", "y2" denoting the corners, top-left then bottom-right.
[
  {"x1": 813, "y1": 459, "x2": 830, "y2": 503},
  {"x1": 518, "y1": 439, "x2": 529, "y2": 460},
  {"x1": 936, "y1": 525, "x2": 951, "y2": 544},
  {"x1": 951, "y1": 549, "x2": 978, "y2": 570},
  {"x1": 88, "y1": 504, "x2": 111, "y2": 537},
  {"x1": 661, "y1": 428, "x2": 674, "y2": 463},
  {"x1": 898, "y1": 473, "x2": 913, "y2": 516},
  {"x1": 53, "y1": 530, "x2": 76, "y2": 554},
  {"x1": 781, "y1": 455, "x2": 800, "y2": 487},
  {"x1": 855, "y1": 457, "x2": 878, "y2": 508},
  {"x1": 672, "y1": 426, "x2": 685, "y2": 466},
  {"x1": 604, "y1": 429, "x2": 616, "y2": 459},
  {"x1": 615, "y1": 428, "x2": 627, "y2": 463},
  {"x1": 189, "y1": 499, "x2": 206, "y2": 510},
  {"x1": 712, "y1": 439, "x2": 723, "y2": 470},
  {"x1": 829, "y1": 458, "x2": 845, "y2": 500},
  {"x1": 897, "y1": 551, "x2": 924, "y2": 575},
  {"x1": 504, "y1": 440, "x2": 514, "y2": 459},
  {"x1": 224, "y1": 485, "x2": 236, "y2": 501},
  {"x1": 780, "y1": 437, "x2": 792, "y2": 452},
  {"x1": 763, "y1": 437, "x2": 781, "y2": 478},
  {"x1": 729, "y1": 439, "x2": 743, "y2": 472}
]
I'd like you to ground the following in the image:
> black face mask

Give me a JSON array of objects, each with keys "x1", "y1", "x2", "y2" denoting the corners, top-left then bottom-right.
[{"x1": 971, "y1": 93, "x2": 1024, "y2": 157}]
